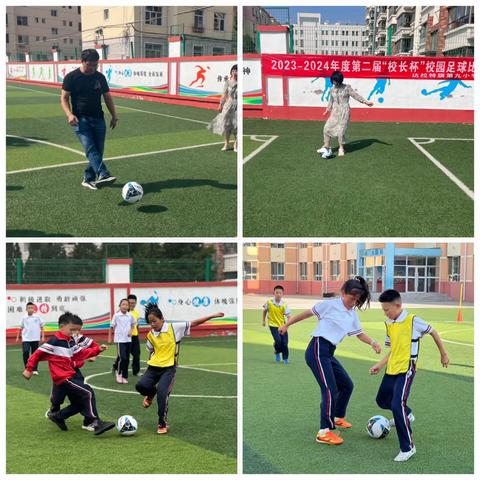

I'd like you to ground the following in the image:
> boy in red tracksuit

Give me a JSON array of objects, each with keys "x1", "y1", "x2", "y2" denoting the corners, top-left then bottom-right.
[{"x1": 23, "y1": 312, "x2": 115, "y2": 435}]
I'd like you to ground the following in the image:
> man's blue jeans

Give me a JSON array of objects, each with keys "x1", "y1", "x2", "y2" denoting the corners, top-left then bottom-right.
[{"x1": 74, "y1": 116, "x2": 110, "y2": 182}]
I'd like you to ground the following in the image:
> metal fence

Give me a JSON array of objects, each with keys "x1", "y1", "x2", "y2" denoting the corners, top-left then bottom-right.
[
  {"x1": 7, "y1": 258, "x2": 217, "y2": 284},
  {"x1": 131, "y1": 258, "x2": 217, "y2": 283},
  {"x1": 8, "y1": 259, "x2": 106, "y2": 284}
]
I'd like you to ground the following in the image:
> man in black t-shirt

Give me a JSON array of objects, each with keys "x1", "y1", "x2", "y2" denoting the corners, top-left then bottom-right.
[{"x1": 61, "y1": 49, "x2": 118, "y2": 190}]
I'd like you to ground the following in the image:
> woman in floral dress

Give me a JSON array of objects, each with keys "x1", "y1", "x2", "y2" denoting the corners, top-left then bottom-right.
[
  {"x1": 317, "y1": 70, "x2": 374, "y2": 158},
  {"x1": 208, "y1": 64, "x2": 237, "y2": 152}
]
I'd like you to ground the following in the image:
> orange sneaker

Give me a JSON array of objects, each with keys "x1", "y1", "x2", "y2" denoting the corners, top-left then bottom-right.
[
  {"x1": 316, "y1": 431, "x2": 344, "y2": 445},
  {"x1": 143, "y1": 395, "x2": 154, "y2": 408},
  {"x1": 157, "y1": 425, "x2": 169, "y2": 435},
  {"x1": 335, "y1": 418, "x2": 352, "y2": 428}
]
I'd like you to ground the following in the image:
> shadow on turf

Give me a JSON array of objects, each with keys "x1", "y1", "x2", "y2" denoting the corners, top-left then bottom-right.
[
  {"x1": 7, "y1": 136, "x2": 50, "y2": 148},
  {"x1": 110, "y1": 179, "x2": 236, "y2": 193},
  {"x1": 6, "y1": 185, "x2": 24, "y2": 191},
  {"x1": 345, "y1": 138, "x2": 392, "y2": 153},
  {"x1": 7, "y1": 229, "x2": 73, "y2": 237}
]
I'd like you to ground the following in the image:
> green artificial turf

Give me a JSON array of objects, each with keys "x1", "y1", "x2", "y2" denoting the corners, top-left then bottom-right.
[
  {"x1": 243, "y1": 307, "x2": 473, "y2": 474},
  {"x1": 243, "y1": 119, "x2": 473, "y2": 236},
  {"x1": 6, "y1": 336, "x2": 237, "y2": 474},
  {"x1": 6, "y1": 83, "x2": 237, "y2": 237}
]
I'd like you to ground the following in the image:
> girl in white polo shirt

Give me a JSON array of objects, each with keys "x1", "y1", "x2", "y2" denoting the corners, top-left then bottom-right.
[
  {"x1": 109, "y1": 298, "x2": 135, "y2": 384},
  {"x1": 279, "y1": 276, "x2": 381, "y2": 446}
]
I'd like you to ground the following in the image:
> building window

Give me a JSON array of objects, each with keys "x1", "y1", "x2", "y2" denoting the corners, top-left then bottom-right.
[
  {"x1": 78, "y1": 22, "x2": 82, "y2": 32},
  {"x1": 347, "y1": 259, "x2": 357, "y2": 278},
  {"x1": 194, "y1": 9, "x2": 204, "y2": 30},
  {"x1": 104, "y1": 9, "x2": 109, "y2": 21},
  {"x1": 6, "y1": 33, "x2": 9, "y2": 43},
  {"x1": 448, "y1": 256, "x2": 461, "y2": 282},
  {"x1": 63, "y1": 20, "x2": 67, "y2": 26},
  {"x1": 214, "y1": 12, "x2": 226, "y2": 31},
  {"x1": 193, "y1": 45, "x2": 204, "y2": 56},
  {"x1": 313, "y1": 243, "x2": 322, "y2": 247},
  {"x1": 51, "y1": 9, "x2": 57, "y2": 17},
  {"x1": 42, "y1": 18, "x2": 46, "y2": 23},
  {"x1": 145, "y1": 43, "x2": 163, "y2": 58},
  {"x1": 17, "y1": 35, "x2": 29, "y2": 44},
  {"x1": 70, "y1": 38, "x2": 73, "y2": 44},
  {"x1": 145, "y1": 6, "x2": 162, "y2": 26},
  {"x1": 63, "y1": 38, "x2": 67, "y2": 43},
  {"x1": 35, "y1": 17, "x2": 39, "y2": 23},
  {"x1": 271, "y1": 262, "x2": 285, "y2": 280},
  {"x1": 314, "y1": 262, "x2": 322, "y2": 280},
  {"x1": 271, "y1": 243, "x2": 284, "y2": 249},
  {"x1": 17, "y1": 16, "x2": 28, "y2": 26},
  {"x1": 69, "y1": 21, "x2": 72, "y2": 27},
  {"x1": 212, "y1": 47, "x2": 225, "y2": 56},
  {"x1": 300, "y1": 262, "x2": 307, "y2": 280},
  {"x1": 330, "y1": 260, "x2": 340, "y2": 280},
  {"x1": 299, "y1": 243, "x2": 307, "y2": 248},
  {"x1": 243, "y1": 261, "x2": 257, "y2": 280},
  {"x1": 52, "y1": 28, "x2": 58, "y2": 35},
  {"x1": 244, "y1": 242, "x2": 256, "y2": 247}
]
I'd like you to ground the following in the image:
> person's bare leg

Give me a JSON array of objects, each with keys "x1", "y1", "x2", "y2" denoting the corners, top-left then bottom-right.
[
  {"x1": 338, "y1": 141, "x2": 345, "y2": 156},
  {"x1": 233, "y1": 136, "x2": 237, "y2": 152},
  {"x1": 222, "y1": 133, "x2": 231, "y2": 150}
]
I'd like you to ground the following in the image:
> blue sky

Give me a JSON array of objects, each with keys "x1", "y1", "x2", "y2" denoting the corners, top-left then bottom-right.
[{"x1": 266, "y1": 6, "x2": 366, "y2": 25}]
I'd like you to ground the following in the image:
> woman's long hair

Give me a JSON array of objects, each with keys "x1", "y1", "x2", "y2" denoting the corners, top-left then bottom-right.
[{"x1": 341, "y1": 276, "x2": 371, "y2": 310}]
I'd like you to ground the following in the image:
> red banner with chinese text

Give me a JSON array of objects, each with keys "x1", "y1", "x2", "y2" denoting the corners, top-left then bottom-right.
[{"x1": 262, "y1": 54, "x2": 474, "y2": 80}]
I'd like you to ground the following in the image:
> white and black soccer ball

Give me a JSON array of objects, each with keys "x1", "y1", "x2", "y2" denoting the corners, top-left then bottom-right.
[
  {"x1": 117, "y1": 415, "x2": 138, "y2": 436},
  {"x1": 366, "y1": 415, "x2": 391, "y2": 439},
  {"x1": 122, "y1": 182, "x2": 143, "y2": 204}
]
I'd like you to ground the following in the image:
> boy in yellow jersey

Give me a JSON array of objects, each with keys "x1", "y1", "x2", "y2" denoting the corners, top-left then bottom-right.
[
  {"x1": 262, "y1": 285, "x2": 291, "y2": 364},
  {"x1": 128, "y1": 294, "x2": 141, "y2": 376},
  {"x1": 369, "y1": 289, "x2": 449, "y2": 462},
  {"x1": 135, "y1": 302, "x2": 224, "y2": 434}
]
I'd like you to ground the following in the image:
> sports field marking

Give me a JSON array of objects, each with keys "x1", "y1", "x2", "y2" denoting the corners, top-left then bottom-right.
[
  {"x1": 7, "y1": 83, "x2": 209, "y2": 125},
  {"x1": 83, "y1": 371, "x2": 236, "y2": 398},
  {"x1": 7, "y1": 138, "x2": 224, "y2": 175},
  {"x1": 243, "y1": 135, "x2": 279, "y2": 164},
  {"x1": 100, "y1": 353, "x2": 236, "y2": 376},
  {"x1": 441, "y1": 339, "x2": 474, "y2": 347},
  {"x1": 7, "y1": 134, "x2": 84, "y2": 156},
  {"x1": 408, "y1": 137, "x2": 474, "y2": 200}
]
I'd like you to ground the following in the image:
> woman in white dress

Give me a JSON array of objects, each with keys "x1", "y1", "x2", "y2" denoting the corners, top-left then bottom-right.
[
  {"x1": 208, "y1": 64, "x2": 237, "y2": 152},
  {"x1": 317, "y1": 70, "x2": 374, "y2": 158}
]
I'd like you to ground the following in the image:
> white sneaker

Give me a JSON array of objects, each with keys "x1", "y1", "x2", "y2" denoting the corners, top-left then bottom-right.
[
  {"x1": 317, "y1": 146, "x2": 328, "y2": 154},
  {"x1": 389, "y1": 413, "x2": 415, "y2": 427},
  {"x1": 82, "y1": 423, "x2": 96, "y2": 432},
  {"x1": 321, "y1": 148, "x2": 333, "y2": 159},
  {"x1": 338, "y1": 149, "x2": 345, "y2": 157},
  {"x1": 45, "y1": 409, "x2": 51, "y2": 419},
  {"x1": 33, "y1": 371, "x2": 39, "y2": 375},
  {"x1": 394, "y1": 446, "x2": 416, "y2": 462}
]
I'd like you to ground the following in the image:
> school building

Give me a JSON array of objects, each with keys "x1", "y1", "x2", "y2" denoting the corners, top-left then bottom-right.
[{"x1": 243, "y1": 243, "x2": 473, "y2": 302}]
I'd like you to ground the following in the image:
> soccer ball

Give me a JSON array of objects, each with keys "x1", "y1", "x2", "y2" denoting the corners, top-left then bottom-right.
[
  {"x1": 122, "y1": 182, "x2": 143, "y2": 203},
  {"x1": 117, "y1": 415, "x2": 138, "y2": 436},
  {"x1": 366, "y1": 415, "x2": 391, "y2": 439}
]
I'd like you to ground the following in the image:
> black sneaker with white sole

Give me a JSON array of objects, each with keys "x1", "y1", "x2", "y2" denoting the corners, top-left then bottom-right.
[
  {"x1": 93, "y1": 419, "x2": 116, "y2": 436},
  {"x1": 47, "y1": 411, "x2": 68, "y2": 431},
  {"x1": 81, "y1": 180, "x2": 98, "y2": 190},
  {"x1": 96, "y1": 175, "x2": 116, "y2": 185}
]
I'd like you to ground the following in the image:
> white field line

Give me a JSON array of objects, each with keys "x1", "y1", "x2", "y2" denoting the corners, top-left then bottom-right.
[
  {"x1": 7, "y1": 134, "x2": 84, "y2": 156},
  {"x1": 408, "y1": 137, "x2": 474, "y2": 200},
  {"x1": 243, "y1": 135, "x2": 278, "y2": 164},
  {"x1": 99, "y1": 353, "x2": 237, "y2": 376},
  {"x1": 412, "y1": 137, "x2": 474, "y2": 144},
  {"x1": 7, "y1": 83, "x2": 209, "y2": 125},
  {"x1": 83, "y1": 371, "x2": 236, "y2": 398},
  {"x1": 441, "y1": 339, "x2": 473, "y2": 347},
  {"x1": 7, "y1": 136, "x2": 224, "y2": 174}
]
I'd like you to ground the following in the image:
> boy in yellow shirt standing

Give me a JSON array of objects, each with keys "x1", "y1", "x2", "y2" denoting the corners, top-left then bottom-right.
[
  {"x1": 135, "y1": 302, "x2": 224, "y2": 434},
  {"x1": 370, "y1": 289, "x2": 449, "y2": 462},
  {"x1": 262, "y1": 285, "x2": 291, "y2": 364}
]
